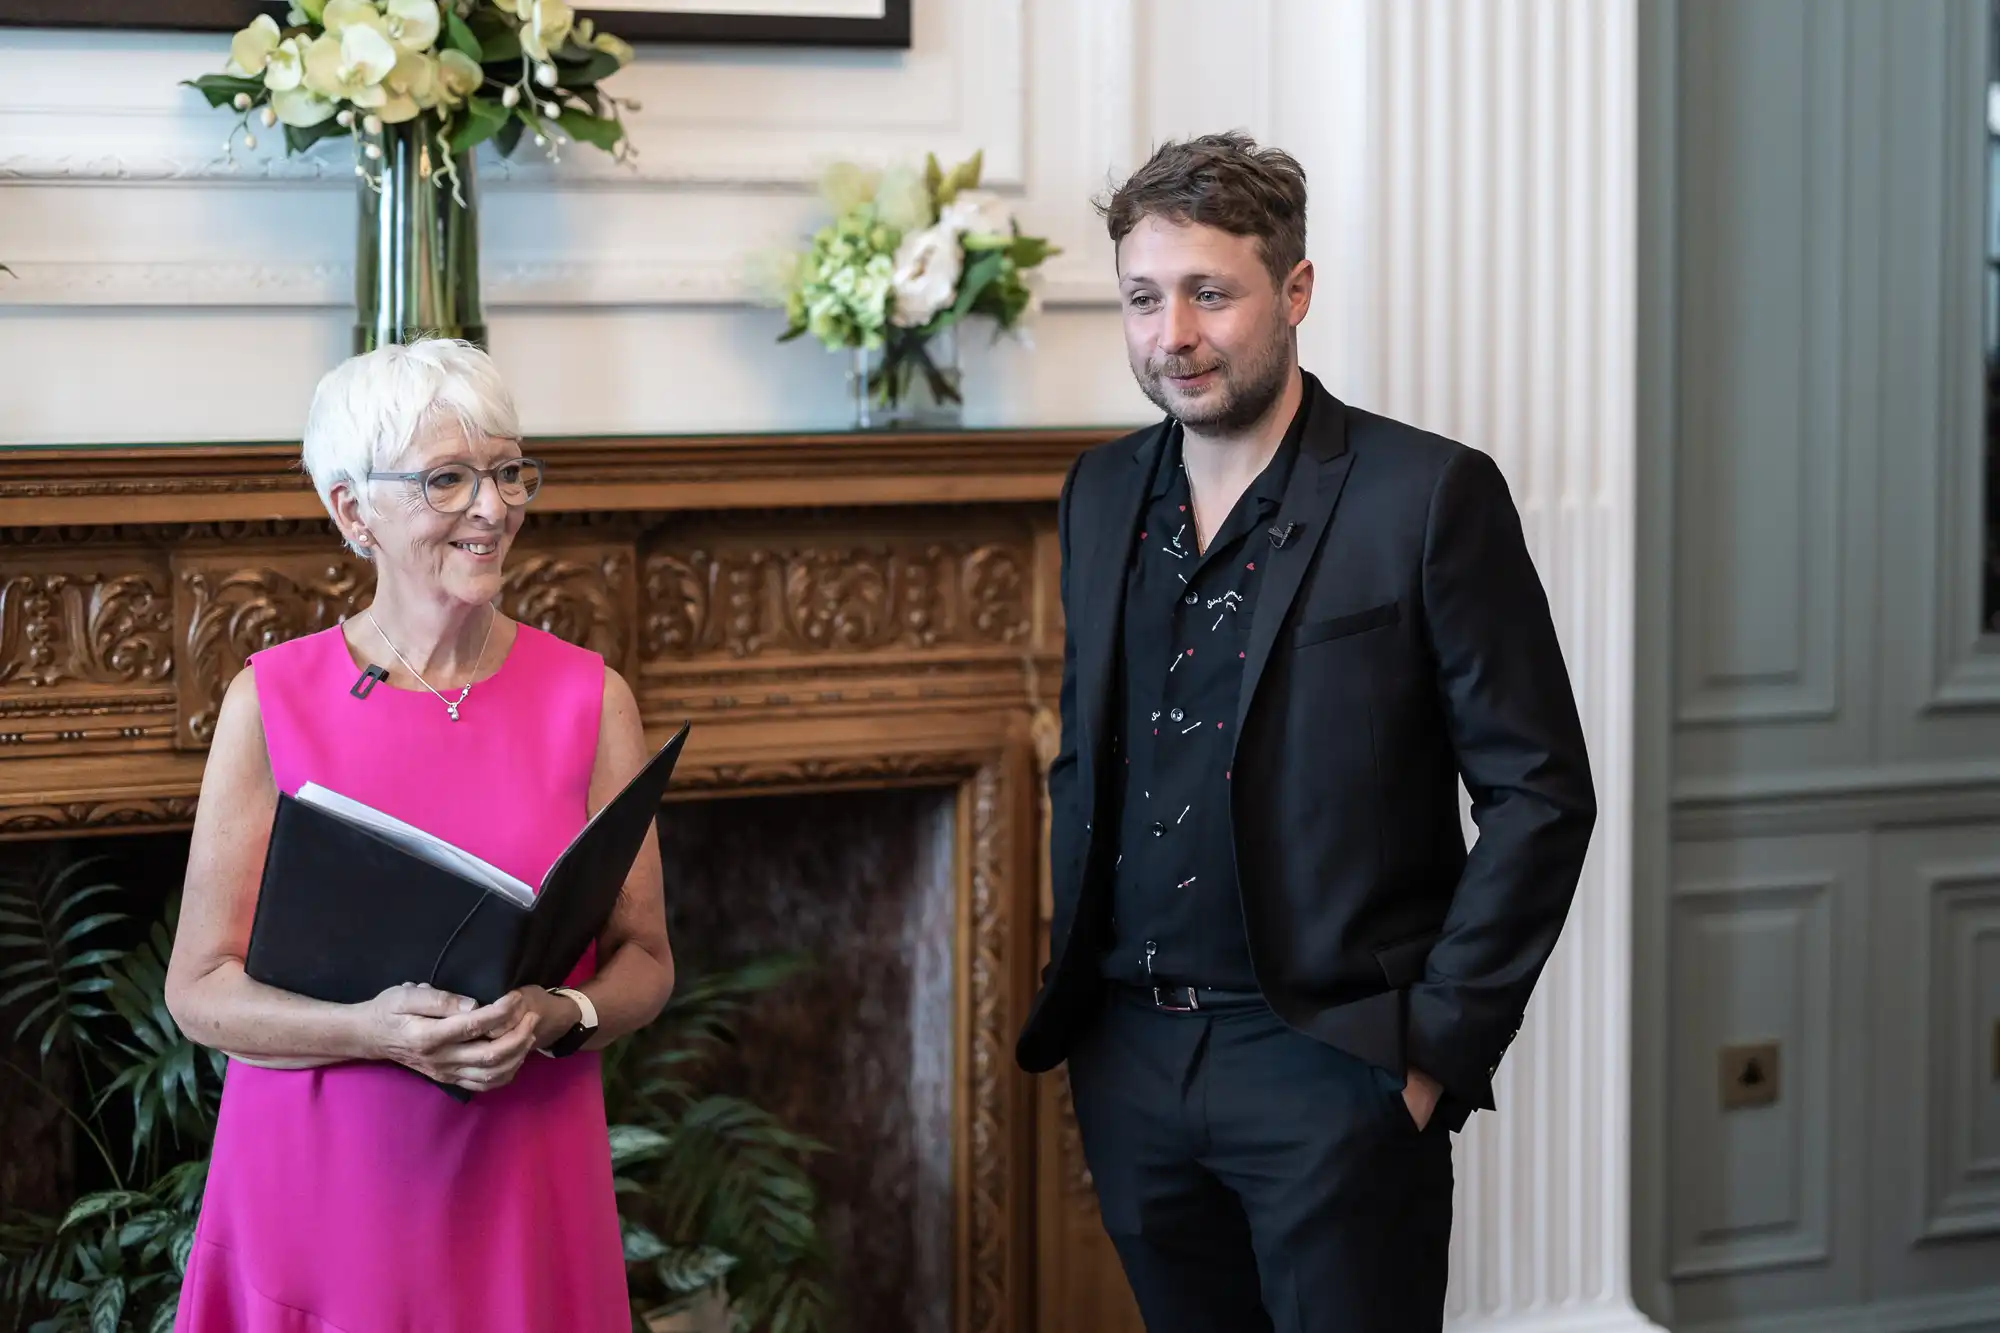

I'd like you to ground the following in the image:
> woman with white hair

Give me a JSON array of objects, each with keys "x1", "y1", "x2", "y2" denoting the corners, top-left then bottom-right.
[{"x1": 164, "y1": 338, "x2": 674, "y2": 1332}]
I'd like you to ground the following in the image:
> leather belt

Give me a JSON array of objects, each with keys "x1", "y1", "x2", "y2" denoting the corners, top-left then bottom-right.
[{"x1": 1120, "y1": 981, "x2": 1267, "y2": 1013}]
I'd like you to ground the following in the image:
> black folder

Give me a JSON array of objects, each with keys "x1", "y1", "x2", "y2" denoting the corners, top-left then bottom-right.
[{"x1": 244, "y1": 722, "x2": 690, "y2": 1098}]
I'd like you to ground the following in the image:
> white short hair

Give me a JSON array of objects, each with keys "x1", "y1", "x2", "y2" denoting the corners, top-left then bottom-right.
[{"x1": 300, "y1": 338, "x2": 522, "y2": 549}]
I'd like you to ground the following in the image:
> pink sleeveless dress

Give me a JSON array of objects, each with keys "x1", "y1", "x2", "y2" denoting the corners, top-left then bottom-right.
[{"x1": 176, "y1": 624, "x2": 630, "y2": 1333}]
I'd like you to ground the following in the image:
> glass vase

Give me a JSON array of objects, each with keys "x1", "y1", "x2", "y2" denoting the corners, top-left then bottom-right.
[
  {"x1": 354, "y1": 116, "x2": 485, "y2": 354},
  {"x1": 850, "y1": 324, "x2": 963, "y2": 430}
]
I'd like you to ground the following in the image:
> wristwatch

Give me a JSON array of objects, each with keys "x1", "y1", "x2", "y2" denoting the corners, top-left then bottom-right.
[{"x1": 540, "y1": 986, "x2": 599, "y2": 1058}]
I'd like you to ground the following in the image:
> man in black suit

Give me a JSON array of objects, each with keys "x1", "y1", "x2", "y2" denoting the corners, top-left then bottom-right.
[{"x1": 1015, "y1": 133, "x2": 1596, "y2": 1332}]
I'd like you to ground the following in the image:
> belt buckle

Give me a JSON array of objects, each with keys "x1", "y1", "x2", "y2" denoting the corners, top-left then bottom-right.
[{"x1": 1151, "y1": 984, "x2": 1200, "y2": 1013}]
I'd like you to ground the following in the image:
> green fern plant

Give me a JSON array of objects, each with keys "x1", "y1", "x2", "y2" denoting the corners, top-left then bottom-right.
[
  {"x1": 0, "y1": 853, "x2": 221, "y2": 1333},
  {"x1": 604, "y1": 954, "x2": 836, "y2": 1333}
]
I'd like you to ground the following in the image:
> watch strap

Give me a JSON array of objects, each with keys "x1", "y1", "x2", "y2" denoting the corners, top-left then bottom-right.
[{"x1": 541, "y1": 986, "x2": 598, "y2": 1058}]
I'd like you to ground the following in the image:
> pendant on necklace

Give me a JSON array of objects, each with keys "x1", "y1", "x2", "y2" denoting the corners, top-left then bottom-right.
[{"x1": 447, "y1": 702, "x2": 460, "y2": 722}]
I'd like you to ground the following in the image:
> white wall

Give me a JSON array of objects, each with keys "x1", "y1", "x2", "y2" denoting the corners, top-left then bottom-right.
[
  {"x1": 0, "y1": 4, "x2": 1651, "y2": 1332},
  {"x1": 0, "y1": 1, "x2": 1128, "y2": 440},
  {"x1": 0, "y1": 0, "x2": 1400, "y2": 443},
  {"x1": 1644, "y1": 2, "x2": 2000, "y2": 1330}
]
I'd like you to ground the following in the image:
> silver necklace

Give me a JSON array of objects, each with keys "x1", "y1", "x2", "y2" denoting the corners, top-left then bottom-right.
[{"x1": 365, "y1": 609, "x2": 495, "y2": 722}]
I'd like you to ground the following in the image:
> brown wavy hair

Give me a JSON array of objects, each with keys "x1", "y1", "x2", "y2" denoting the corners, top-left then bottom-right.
[{"x1": 1098, "y1": 132, "x2": 1308, "y2": 287}]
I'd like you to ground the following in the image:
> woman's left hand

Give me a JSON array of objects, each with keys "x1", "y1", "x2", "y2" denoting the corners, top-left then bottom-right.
[{"x1": 506, "y1": 985, "x2": 584, "y2": 1052}]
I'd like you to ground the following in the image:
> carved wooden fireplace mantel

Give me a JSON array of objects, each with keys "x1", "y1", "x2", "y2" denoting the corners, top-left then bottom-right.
[{"x1": 0, "y1": 427, "x2": 1138, "y2": 1333}]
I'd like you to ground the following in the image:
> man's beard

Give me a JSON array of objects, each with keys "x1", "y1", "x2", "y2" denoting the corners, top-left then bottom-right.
[{"x1": 1132, "y1": 321, "x2": 1294, "y2": 434}]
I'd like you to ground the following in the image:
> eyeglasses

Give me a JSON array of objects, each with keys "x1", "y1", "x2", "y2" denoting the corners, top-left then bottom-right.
[{"x1": 367, "y1": 458, "x2": 544, "y2": 514}]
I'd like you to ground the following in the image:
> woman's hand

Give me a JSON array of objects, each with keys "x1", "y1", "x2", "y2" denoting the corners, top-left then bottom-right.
[
  {"x1": 362, "y1": 983, "x2": 539, "y2": 1091},
  {"x1": 507, "y1": 985, "x2": 584, "y2": 1051}
]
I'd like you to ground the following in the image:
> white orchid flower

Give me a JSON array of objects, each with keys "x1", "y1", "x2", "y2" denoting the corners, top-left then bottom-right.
[
  {"x1": 520, "y1": 0, "x2": 575, "y2": 63},
  {"x1": 383, "y1": 49, "x2": 437, "y2": 118},
  {"x1": 382, "y1": 0, "x2": 441, "y2": 53},
  {"x1": 435, "y1": 49, "x2": 483, "y2": 105},
  {"x1": 271, "y1": 86, "x2": 339, "y2": 127},
  {"x1": 321, "y1": 0, "x2": 387, "y2": 38},
  {"x1": 226, "y1": 14, "x2": 281, "y2": 77},
  {"x1": 303, "y1": 26, "x2": 398, "y2": 108},
  {"x1": 592, "y1": 31, "x2": 633, "y2": 65},
  {"x1": 264, "y1": 36, "x2": 310, "y2": 93}
]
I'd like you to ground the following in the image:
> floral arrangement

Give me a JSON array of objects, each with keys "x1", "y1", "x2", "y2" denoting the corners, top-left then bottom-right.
[
  {"x1": 186, "y1": 0, "x2": 638, "y2": 181},
  {"x1": 772, "y1": 151, "x2": 1057, "y2": 411}
]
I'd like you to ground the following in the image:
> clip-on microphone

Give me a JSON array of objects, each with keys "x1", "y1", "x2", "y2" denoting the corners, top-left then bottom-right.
[{"x1": 350, "y1": 664, "x2": 389, "y2": 700}]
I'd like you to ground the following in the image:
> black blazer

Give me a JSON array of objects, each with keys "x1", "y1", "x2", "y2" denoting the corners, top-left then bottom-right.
[{"x1": 1015, "y1": 375, "x2": 1596, "y2": 1127}]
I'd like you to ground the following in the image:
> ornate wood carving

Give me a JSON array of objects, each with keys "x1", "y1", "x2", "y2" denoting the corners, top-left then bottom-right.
[
  {"x1": 0, "y1": 796, "x2": 199, "y2": 837},
  {"x1": 0, "y1": 569, "x2": 174, "y2": 690},
  {"x1": 174, "y1": 555, "x2": 375, "y2": 745},
  {"x1": 502, "y1": 547, "x2": 635, "y2": 676},
  {"x1": 643, "y1": 540, "x2": 1031, "y2": 661},
  {"x1": 967, "y1": 758, "x2": 1010, "y2": 1333}
]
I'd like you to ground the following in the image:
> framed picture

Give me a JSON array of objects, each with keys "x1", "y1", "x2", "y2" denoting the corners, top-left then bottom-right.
[{"x1": 0, "y1": 0, "x2": 910, "y2": 47}]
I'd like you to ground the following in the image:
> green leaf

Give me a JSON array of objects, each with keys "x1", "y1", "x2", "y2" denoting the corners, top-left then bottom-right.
[
  {"x1": 655, "y1": 1245, "x2": 736, "y2": 1294},
  {"x1": 924, "y1": 151, "x2": 943, "y2": 202},
  {"x1": 61, "y1": 1192, "x2": 149, "y2": 1233},
  {"x1": 448, "y1": 97, "x2": 511, "y2": 155},
  {"x1": 556, "y1": 49, "x2": 621, "y2": 88},
  {"x1": 284, "y1": 118, "x2": 349, "y2": 155},
  {"x1": 0, "y1": 974, "x2": 50, "y2": 1008},
  {"x1": 88, "y1": 1274, "x2": 124, "y2": 1333},
  {"x1": 57, "y1": 913, "x2": 123, "y2": 947},
  {"x1": 556, "y1": 107, "x2": 623, "y2": 152},
  {"x1": 620, "y1": 1222, "x2": 667, "y2": 1264},
  {"x1": 495, "y1": 112, "x2": 527, "y2": 159},
  {"x1": 937, "y1": 149, "x2": 983, "y2": 205},
  {"x1": 478, "y1": 28, "x2": 523, "y2": 63},
  {"x1": 944, "y1": 250, "x2": 1005, "y2": 326},
  {"x1": 1008, "y1": 234, "x2": 1056, "y2": 268},
  {"x1": 444, "y1": 10, "x2": 483, "y2": 60},
  {"x1": 607, "y1": 1124, "x2": 669, "y2": 1169},
  {"x1": 181, "y1": 74, "x2": 265, "y2": 109},
  {"x1": 116, "y1": 1212, "x2": 172, "y2": 1250},
  {"x1": 149, "y1": 1297, "x2": 180, "y2": 1333},
  {"x1": 169, "y1": 1225, "x2": 195, "y2": 1278}
]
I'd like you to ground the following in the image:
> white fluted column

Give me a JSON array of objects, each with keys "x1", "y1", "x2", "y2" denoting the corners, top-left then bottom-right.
[{"x1": 1352, "y1": 2, "x2": 1654, "y2": 1328}]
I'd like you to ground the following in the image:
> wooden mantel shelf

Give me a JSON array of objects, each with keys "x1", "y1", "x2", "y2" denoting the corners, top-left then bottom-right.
[
  {"x1": 0, "y1": 428, "x2": 1116, "y2": 525},
  {"x1": 0, "y1": 426, "x2": 1136, "y2": 1333}
]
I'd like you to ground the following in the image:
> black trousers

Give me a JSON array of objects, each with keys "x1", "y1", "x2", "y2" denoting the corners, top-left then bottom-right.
[{"x1": 1066, "y1": 987, "x2": 1454, "y2": 1333}]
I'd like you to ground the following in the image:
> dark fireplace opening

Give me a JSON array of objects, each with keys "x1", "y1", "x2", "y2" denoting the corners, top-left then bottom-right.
[{"x1": 0, "y1": 786, "x2": 957, "y2": 1333}]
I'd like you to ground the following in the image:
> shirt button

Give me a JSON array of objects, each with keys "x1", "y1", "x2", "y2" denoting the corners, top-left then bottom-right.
[
  {"x1": 1149, "y1": 821, "x2": 1166, "y2": 836},
  {"x1": 1184, "y1": 592, "x2": 1199, "y2": 605},
  {"x1": 1169, "y1": 708, "x2": 1184, "y2": 723}
]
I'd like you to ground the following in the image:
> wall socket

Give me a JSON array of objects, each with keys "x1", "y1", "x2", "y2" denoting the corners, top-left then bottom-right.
[{"x1": 1720, "y1": 1040, "x2": 1781, "y2": 1110}]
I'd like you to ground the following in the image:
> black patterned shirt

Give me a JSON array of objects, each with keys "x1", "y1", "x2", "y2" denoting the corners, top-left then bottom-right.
[{"x1": 1099, "y1": 394, "x2": 1308, "y2": 990}]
